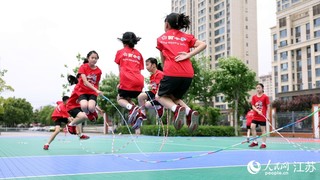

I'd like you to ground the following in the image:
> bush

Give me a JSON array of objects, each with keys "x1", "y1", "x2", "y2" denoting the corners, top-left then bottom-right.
[{"x1": 116, "y1": 125, "x2": 235, "y2": 136}]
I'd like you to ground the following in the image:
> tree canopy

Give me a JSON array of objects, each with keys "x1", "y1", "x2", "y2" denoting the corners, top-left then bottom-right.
[{"x1": 213, "y1": 56, "x2": 257, "y2": 135}]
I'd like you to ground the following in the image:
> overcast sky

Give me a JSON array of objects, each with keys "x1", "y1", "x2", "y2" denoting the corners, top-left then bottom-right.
[{"x1": 0, "y1": 0, "x2": 276, "y2": 109}]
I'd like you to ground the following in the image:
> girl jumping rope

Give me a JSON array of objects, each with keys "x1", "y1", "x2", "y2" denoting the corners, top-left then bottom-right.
[
  {"x1": 249, "y1": 83, "x2": 270, "y2": 149},
  {"x1": 43, "y1": 96, "x2": 90, "y2": 150},
  {"x1": 137, "y1": 57, "x2": 164, "y2": 120},
  {"x1": 115, "y1": 32, "x2": 144, "y2": 130},
  {"x1": 156, "y1": 13, "x2": 207, "y2": 132},
  {"x1": 77, "y1": 50, "x2": 102, "y2": 121}
]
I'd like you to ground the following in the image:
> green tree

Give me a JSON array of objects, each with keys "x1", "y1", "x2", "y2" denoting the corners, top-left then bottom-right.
[
  {"x1": 35, "y1": 105, "x2": 55, "y2": 125},
  {"x1": 187, "y1": 57, "x2": 217, "y2": 105},
  {"x1": 213, "y1": 56, "x2": 257, "y2": 135},
  {"x1": 0, "y1": 97, "x2": 5, "y2": 124},
  {"x1": 0, "y1": 69, "x2": 14, "y2": 94},
  {"x1": 3, "y1": 97, "x2": 33, "y2": 127},
  {"x1": 98, "y1": 73, "x2": 121, "y2": 125},
  {"x1": 186, "y1": 57, "x2": 219, "y2": 125}
]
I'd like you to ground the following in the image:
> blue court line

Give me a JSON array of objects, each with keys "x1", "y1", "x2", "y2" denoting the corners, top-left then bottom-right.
[{"x1": 0, "y1": 150, "x2": 319, "y2": 179}]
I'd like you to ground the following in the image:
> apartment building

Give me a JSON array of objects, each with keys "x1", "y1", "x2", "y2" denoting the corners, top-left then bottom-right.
[{"x1": 271, "y1": 0, "x2": 320, "y2": 100}]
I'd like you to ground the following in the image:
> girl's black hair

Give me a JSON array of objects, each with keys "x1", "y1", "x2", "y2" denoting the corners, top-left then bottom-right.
[
  {"x1": 118, "y1": 32, "x2": 141, "y2": 48},
  {"x1": 146, "y1": 57, "x2": 163, "y2": 71},
  {"x1": 67, "y1": 75, "x2": 78, "y2": 85},
  {"x1": 62, "y1": 96, "x2": 69, "y2": 102},
  {"x1": 83, "y1": 50, "x2": 99, "y2": 64},
  {"x1": 165, "y1": 13, "x2": 190, "y2": 31}
]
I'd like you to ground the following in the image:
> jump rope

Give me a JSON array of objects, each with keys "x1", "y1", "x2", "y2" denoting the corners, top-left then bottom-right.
[
  {"x1": 79, "y1": 94, "x2": 320, "y2": 163},
  {"x1": 261, "y1": 113, "x2": 320, "y2": 153},
  {"x1": 79, "y1": 84, "x2": 170, "y2": 155}
]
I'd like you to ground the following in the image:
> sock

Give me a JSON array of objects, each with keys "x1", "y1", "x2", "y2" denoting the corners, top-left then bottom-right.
[
  {"x1": 141, "y1": 109, "x2": 146, "y2": 115},
  {"x1": 171, "y1": 105, "x2": 177, "y2": 112},
  {"x1": 155, "y1": 105, "x2": 162, "y2": 110},
  {"x1": 185, "y1": 107, "x2": 191, "y2": 115},
  {"x1": 126, "y1": 103, "x2": 133, "y2": 110}
]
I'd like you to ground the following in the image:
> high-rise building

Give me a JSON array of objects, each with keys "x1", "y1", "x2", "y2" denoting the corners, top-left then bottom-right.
[
  {"x1": 171, "y1": 0, "x2": 258, "y2": 109},
  {"x1": 271, "y1": 0, "x2": 320, "y2": 100}
]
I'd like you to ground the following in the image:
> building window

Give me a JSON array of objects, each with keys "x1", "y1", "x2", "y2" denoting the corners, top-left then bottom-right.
[
  {"x1": 198, "y1": 32, "x2": 206, "y2": 40},
  {"x1": 215, "y1": 105, "x2": 226, "y2": 109},
  {"x1": 297, "y1": 60, "x2": 302, "y2": 71},
  {"x1": 215, "y1": 36, "x2": 225, "y2": 44},
  {"x1": 308, "y1": 70, "x2": 312, "y2": 79},
  {"x1": 214, "y1": 10, "x2": 225, "y2": 19},
  {"x1": 316, "y1": 55, "x2": 320, "y2": 64},
  {"x1": 316, "y1": 68, "x2": 320, "y2": 77},
  {"x1": 279, "y1": 17, "x2": 286, "y2": 28},
  {"x1": 314, "y1": 30, "x2": 320, "y2": 38},
  {"x1": 316, "y1": 81, "x2": 320, "y2": 88},
  {"x1": 313, "y1": 4, "x2": 320, "y2": 16},
  {"x1": 215, "y1": 53, "x2": 224, "y2": 60},
  {"x1": 282, "y1": 3, "x2": 289, "y2": 10},
  {"x1": 198, "y1": 24, "x2": 206, "y2": 32},
  {"x1": 315, "y1": 43, "x2": 320, "y2": 52},
  {"x1": 277, "y1": 1, "x2": 281, "y2": 11},
  {"x1": 296, "y1": 49, "x2": 301, "y2": 60},
  {"x1": 280, "y1": 51, "x2": 288, "y2": 60},
  {"x1": 281, "y1": 74, "x2": 288, "y2": 82},
  {"x1": 215, "y1": 44, "x2": 225, "y2": 52},
  {"x1": 295, "y1": 26, "x2": 301, "y2": 43},
  {"x1": 281, "y1": 63, "x2": 288, "y2": 71},
  {"x1": 280, "y1": 40, "x2": 287, "y2": 47},
  {"x1": 214, "y1": 2, "x2": 224, "y2": 11},
  {"x1": 281, "y1": 85, "x2": 289, "y2": 92},
  {"x1": 214, "y1": 27, "x2": 225, "y2": 36},
  {"x1": 280, "y1": 29, "x2": 287, "y2": 38},
  {"x1": 314, "y1": 17, "x2": 320, "y2": 27},
  {"x1": 214, "y1": 19, "x2": 225, "y2": 28},
  {"x1": 306, "y1": 23, "x2": 310, "y2": 40}
]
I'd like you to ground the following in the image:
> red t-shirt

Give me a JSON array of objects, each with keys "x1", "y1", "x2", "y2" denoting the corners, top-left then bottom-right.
[
  {"x1": 114, "y1": 46, "x2": 144, "y2": 91},
  {"x1": 66, "y1": 90, "x2": 80, "y2": 112},
  {"x1": 77, "y1": 63, "x2": 102, "y2": 96},
  {"x1": 246, "y1": 110, "x2": 254, "y2": 126},
  {"x1": 149, "y1": 70, "x2": 164, "y2": 94},
  {"x1": 51, "y1": 101, "x2": 69, "y2": 121},
  {"x1": 156, "y1": 29, "x2": 197, "y2": 78},
  {"x1": 251, "y1": 94, "x2": 270, "y2": 122}
]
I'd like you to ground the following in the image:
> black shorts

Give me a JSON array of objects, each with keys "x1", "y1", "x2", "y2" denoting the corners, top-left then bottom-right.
[
  {"x1": 78, "y1": 94, "x2": 97, "y2": 102},
  {"x1": 145, "y1": 91, "x2": 155, "y2": 101},
  {"x1": 251, "y1": 120, "x2": 266, "y2": 126},
  {"x1": 118, "y1": 89, "x2": 141, "y2": 99},
  {"x1": 158, "y1": 76, "x2": 192, "y2": 99},
  {"x1": 68, "y1": 108, "x2": 82, "y2": 118},
  {"x1": 54, "y1": 118, "x2": 69, "y2": 126},
  {"x1": 144, "y1": 91, "x2": 161, "y2": 105}
]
